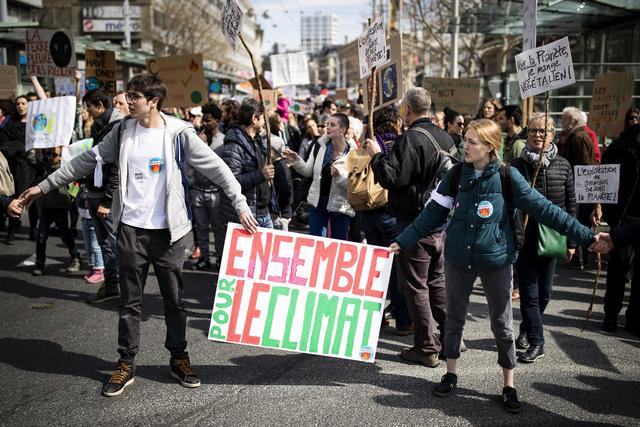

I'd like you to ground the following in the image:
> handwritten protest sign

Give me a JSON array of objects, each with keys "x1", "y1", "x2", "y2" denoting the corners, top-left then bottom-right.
[
  {"x1": 422, "y1": 77, "x2": 481, "y2": 116},
  {"x1": 25, "y1": 96, "x2": 76, "y2": 150},
  {"x1": 221, "y1": 0, "x2": 243, "y2": 50},
  {"x1": 85, "y1": 49, "x2": 117, "y2": 95},
  {"x1": 361, "y1": 34, "x2": 403, "y2": 114},
  {"x1": 522, "y1": 0, "x2": 537, "y2": 51},
  {"x1": 270, "y1": 52, "x2": 310, "y2": 88},
  {"x1": 289, "y1": 101, "x2": 308, "y2": 115},
  {"x1": 588, "y1": 72, "x2": 634, "y2": 138},
  {"x1": 515, "y1": 36, "x2": 575, "y2": 98},
  {"x1": 0, "y1": 66, "x2": 17, "y2": 99},
  {"x1": 252, "y1": 89, "x2": 277, "y2": 113},
  {"x1": 61, "y1": 138, "x2": 93, "y2": 166},
  {"x1": 574, "y1": 164, "x2": 620, "y2": 204},
  {"x1": 146, "y1": 53, "x2": 206, "y2": 108},
  {"x1": 209, "y1": 224, "x2": 394, "y2": 363},
  {"x1": 25, "y1": 30, "x2": 77, "y2": 77},
  {"x1": 358, "y1": 20, "x2": 387, "y2": 78}
]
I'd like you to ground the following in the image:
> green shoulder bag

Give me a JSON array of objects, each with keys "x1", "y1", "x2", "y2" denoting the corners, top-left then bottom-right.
[{"x1": 537, "y1": 223, "x2": 567, "y2": 258}]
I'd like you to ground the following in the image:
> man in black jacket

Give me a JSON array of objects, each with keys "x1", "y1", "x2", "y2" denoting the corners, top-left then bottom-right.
[
  {"x1": 82, "y1": 88, "x2": 125, "y2": 303},
  {"x1": 366, "y1": 87, "x2": 456, "y2": 367},
  {"x1": 600, "y1": 124, "x2": 640, "y2": 335},
  {"x1": 216, "y1": 98, "x2": 274, "y2": 257}
]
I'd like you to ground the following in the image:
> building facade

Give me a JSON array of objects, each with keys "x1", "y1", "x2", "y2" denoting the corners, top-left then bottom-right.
[{"x1": 301, "y1": 12, "x2": 338, "y2": 54}]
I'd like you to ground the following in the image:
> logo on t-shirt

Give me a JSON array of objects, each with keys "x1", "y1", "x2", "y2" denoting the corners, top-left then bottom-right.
[
  {"x1": 149, "y1": 158, "x2": 165, "y2": 174},
  {"x1": 477, "y1": 201, "x2": 494, "y2": 218}
]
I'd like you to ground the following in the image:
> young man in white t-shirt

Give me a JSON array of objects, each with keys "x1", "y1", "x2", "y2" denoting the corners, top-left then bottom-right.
[{"x1": 19, "y1": 74, "x2": 258, "y2": 397}]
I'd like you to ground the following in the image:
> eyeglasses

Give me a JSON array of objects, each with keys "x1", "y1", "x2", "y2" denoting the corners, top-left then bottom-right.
[
  {"x1": 528, "y1": 128, "x2": 550, "y2": 136},
  {"x1": 456, "y1": 122, "x2": 464, "y2": 127},
  {"x1": 125, "y1": 92, "x2": 147, "y2": 104}
]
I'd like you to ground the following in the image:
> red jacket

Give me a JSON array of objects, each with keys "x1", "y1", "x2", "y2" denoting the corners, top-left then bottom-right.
[{"x1": 584, "y1": 125, "x2": 601, "y2": 163}]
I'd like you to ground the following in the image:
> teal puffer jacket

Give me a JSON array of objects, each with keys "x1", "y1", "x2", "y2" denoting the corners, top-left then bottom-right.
[{"x1": 396, "y1": 161, "x2": 595, "y2": 271}]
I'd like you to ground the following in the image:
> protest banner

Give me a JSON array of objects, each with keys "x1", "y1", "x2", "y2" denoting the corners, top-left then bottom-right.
[
  {"x1": 25, "y1": 29, "x2": 77, "y2": 77},
  {"x1": 209, "y1": 224, "x2": 394, "y2": 363},
  {"x1": 146, "y1": 53, "x2": 206, "y2": 108},
  {"x1": 54, "y1": 77, "x2": 76, "y2": 96},
  {"x1": 253, "y1": 89, "x2": 277, "y2": 114},
  {"x1": 588, "y1": 72, "x2": 634, "y2": 138},
  {"x1": 515, "y1": 36, "x2": 575, "y2": 99},
  {"x1": 85, "y1": 49, "x2": 117, "y2": 95},
  {"x1": 361, "y1": 33, "x2": 403, "y2": 114},
  {"x1": 25, "y1": 96, "x2": 76, "y2": 151},
  {"x1": 289, "y1": 101, "x2": 308, "y2": 115},
  {"x1": 221, "y1": 0, "x2": 243, "y2": 50},
  {"x1": 335, "y1": 89, "x2": 349, "y2": 103},
  {"x1": 61, "y1": 138, "x2": 93, "y2": 166},
  {"x1": 358, "y1": 20, "x2": 387, "y2": 79},
  {"x1": 0, "y1": 66, "x2": 17, "y2": 99},
  {"x1": 270, "y1": 53, "x2": 310, "y2": 88},
  {"x1": 422, "y1": 77, "x2": 481, "y2": 117},
  {"x1": 522, "y1": 0, "x2": 537, "y2": 51},
  {"x1": 574, "y1": 164, "x2": 620, "y2": 204}
]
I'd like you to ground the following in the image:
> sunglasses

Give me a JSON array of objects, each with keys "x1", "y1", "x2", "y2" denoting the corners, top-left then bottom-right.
[
  {"x1": 629, "y1": 116, "x2": 639, "y2": 121},
  {"x1": 456, "y1": 122, "x2": 464, "y2": 126}
]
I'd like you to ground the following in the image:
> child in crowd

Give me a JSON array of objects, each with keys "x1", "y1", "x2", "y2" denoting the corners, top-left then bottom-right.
[{"x1": 78, "y1": 190, "x2": 104, "y2": 284}]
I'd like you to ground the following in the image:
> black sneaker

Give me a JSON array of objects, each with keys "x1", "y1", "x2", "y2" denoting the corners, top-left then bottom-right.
[
  {"x1": 602, "y1": 317, "x2": 617, "y2": 333},
  {"x1": 516, "y1": 331, "x2": 529, "y2": 350},
  {"x1": 170, "y1": 356, "x2": 201, "y2": 388},
  {"x1": 87, "y1": 282, "x2": 120, "y2": 304},
  {"x1": 32, "y1": 263, "x2": 45, "y2": 276},
  {"x1": 102, "y1": 361, "x2": 135, "y2": 397},
  {"x1": 502, "y1": 386, "x2": 521, "y2": 413},
  {"x1": 191, "y1": 257, "x2": 211, "y2": 271},
  {"x1": 433, "y1": 372, "x2": 457, "y2": 397}
]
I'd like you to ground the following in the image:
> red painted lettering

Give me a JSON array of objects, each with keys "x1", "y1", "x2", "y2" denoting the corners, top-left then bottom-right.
[
  {"x1": 226, "y1": 227, "x2": 251, "y2": 277},
  {"x1": 331, "y1": 243, "x2": 358, "y2": 293},
  {"x1": 351, "y1": 246, "x2": 369, "y2": 296},
  {"x1": 289, "y1": 237, "x2": 314, "y2": 286},
  {"x1": 309, "y1": 241, "x2": 338, "y2": 290},
  {"x1": 268, "y1": 234, "x2": 293, "y2": 283},
  {"x1": 365, "y1": 248, "x2": 389, "y2": 299},
  {"x1": 249, "y1": 231, "x2": 273, "y2": 280},
  {"x1": 227, "y1": 279, "x2": 245, "y2": 342},
  {"x1": 242, "y1": 282, "x2": 271, "y2": 345}
]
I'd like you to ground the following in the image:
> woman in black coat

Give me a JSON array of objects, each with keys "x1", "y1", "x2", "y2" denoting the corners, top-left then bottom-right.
[{"x1": 510, "y1": 113, "x2": 577, "y2": 363}]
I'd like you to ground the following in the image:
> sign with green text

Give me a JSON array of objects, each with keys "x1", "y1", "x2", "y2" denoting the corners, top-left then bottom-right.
[{"x1": 209, "y1": 224, "x2": 394, "y2": 363}]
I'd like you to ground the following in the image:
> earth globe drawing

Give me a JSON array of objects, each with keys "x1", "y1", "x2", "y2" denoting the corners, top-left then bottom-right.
[
  {"x1": 32, "y1": 114, "x2": 49, "y2": 132},
  {"x1": 382, "y1": 66, "x2": 397, "y2": 99}
]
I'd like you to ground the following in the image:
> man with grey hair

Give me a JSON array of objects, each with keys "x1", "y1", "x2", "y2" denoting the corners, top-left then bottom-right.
[
  {"x1": 365, "y1": 86, "x2": 457, "y2": 367},
  {"x1": 560, "y1": 106, "x2": 596, "y2": 269}
]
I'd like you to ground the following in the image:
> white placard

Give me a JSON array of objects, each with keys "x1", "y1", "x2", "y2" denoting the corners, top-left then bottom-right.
[
  {"x1": 574, "y1": 164, "x2": 620, "y2": 204},
  {"x1": 522, "y1": 0, "x2": 538, "y2": 51},
  {"x1": 25, "y1": 96, "x2": 76, "y2": 151},
  {"x1": 358, "y1": 20, "x2": 387, "y2": 78},
  {"x1": 270, "y1": 53, "x2": 310, "y2": 87},
  {"x1": 515, "y1": 36, "x2": 575, "y2": 99},
  {"x1": 61, "y1": 138, "x2": 93, "y2": 166},
  {"x1": 221, "y1": 0, "x2": 243, "y2": 50}
]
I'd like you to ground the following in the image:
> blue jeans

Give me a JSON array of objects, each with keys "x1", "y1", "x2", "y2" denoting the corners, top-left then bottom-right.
[
  {"x1": 308, "y1": 196, "x2": 351, "y2": 240},
  {"x1": 516, "y1": 226, "x2": 557, "y2": 347},
  {"x1": 81, "y1": 217, "x2": 104, "y2": 268},
  {"x1": 362, "y1": 209, "x2": 411, "y2": 329},
  {"x1": 256, "y1": 212, "x2": 274, "y2": 229}
]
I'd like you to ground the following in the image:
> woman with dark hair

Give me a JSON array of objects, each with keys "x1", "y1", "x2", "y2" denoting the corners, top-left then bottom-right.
[
  {"x1": 477, "y1": 98, "x2": 502, "y2": 121},
  {"x1": 444, "y1": 107, "x2": 465, "y2": 160},
  {"x1": 0, "y1": 99, "x2": 17, "y2": 128},
  {"x1": 0, "y1": 95, "x2": 41, "y2": 243},
  {"x1": 283, "y1": 113, "x2": 356, "y2": 240},
  {"x1": 624, "y1": 108, "x2": 639, "y2": 131}
]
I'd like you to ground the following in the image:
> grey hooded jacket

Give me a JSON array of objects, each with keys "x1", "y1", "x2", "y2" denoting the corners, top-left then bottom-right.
[{"x1": 38, "y1": 113, "x2": 249, "y2": 244}]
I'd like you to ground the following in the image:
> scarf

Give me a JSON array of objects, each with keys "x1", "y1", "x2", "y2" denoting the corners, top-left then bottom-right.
[
  {"x1": 521, "y1": 142, "x2": 558, "y2": 169},
  {"x1": 375, "y1": 132, "x2": 398, "y2": 155}
]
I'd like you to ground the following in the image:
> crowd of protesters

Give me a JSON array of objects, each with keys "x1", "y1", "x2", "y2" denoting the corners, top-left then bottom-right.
[{"x1": 1, "y1": 73, "x2": 638, "y2": 413}]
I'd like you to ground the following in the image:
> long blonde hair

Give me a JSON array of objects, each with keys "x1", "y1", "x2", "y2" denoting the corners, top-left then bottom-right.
[{"x1": 466, "y1": 119, "x2": 502, "y2": 161}]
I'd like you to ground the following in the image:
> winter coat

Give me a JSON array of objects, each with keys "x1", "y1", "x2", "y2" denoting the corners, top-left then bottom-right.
[
  {"x1": 562, "y1": 126, "x2": 596, "y2": 168},
  {"x1": 395, "y1": 161, "x2": 595, "y2": 271},
  {"x1": 370, "y1": 117, "x2": 456, "y2": 220},
  {"x1": 0, "y1": 120, "x2": 40, "y2": 194},
  {"x1": 503, "y1": 128, "x2": 527, "y2": 163}
]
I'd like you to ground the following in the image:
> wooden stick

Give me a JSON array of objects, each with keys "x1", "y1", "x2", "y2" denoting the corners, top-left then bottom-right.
[
  {"x1": 522, "y1": 91, "x2": 549, "y2": 230},
  {"x1": 367, "y1": 17, "x2": 377, "y2": 141},
  {"x1": 582, "y1": 225, "x2": 603, "y2": 332},
  {"x1": 239, "y1": 33, "x2": 271, "y2": 165}
]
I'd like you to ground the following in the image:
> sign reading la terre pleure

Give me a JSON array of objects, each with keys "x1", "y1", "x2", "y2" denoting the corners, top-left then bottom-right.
[{"x1": 209, "y1": 224, "x2": 394, "y2": 363}]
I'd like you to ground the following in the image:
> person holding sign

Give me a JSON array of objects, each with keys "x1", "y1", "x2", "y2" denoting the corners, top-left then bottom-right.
[
  {"x1": 510, "y1": 114, "x2": 578, "y2": 363},
  {"x1": 600, "y1": 123, "x2": 640, "y2": 335},
  {"x1": 283, "y1": 113, "x2": 356, "y2": 240},
  {"x1": 389, "y1": 119, "x2": 598, "y2": 414},
  {"x1": 18, "y1": 73, "x2": 257, "y2": 398}
]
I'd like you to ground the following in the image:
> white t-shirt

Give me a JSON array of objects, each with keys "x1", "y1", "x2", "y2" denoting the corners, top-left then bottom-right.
[{"x1": 121, "y1": 123, "x2": 168, "y2": 229}]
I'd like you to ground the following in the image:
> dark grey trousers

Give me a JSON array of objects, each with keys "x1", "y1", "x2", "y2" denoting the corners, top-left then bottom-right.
[
  {"x1": 117, "y1": 224, "x2": 188, "y2": 364},
  {"x1": 88, "y1": 197, "x2": 119, "y2": 285},
  {"x1": 444, "y1": 260, "x2": 516, "y2": 369},
  {"x1": 190, "y1": 189, "x2": 221, "y2": 260}
]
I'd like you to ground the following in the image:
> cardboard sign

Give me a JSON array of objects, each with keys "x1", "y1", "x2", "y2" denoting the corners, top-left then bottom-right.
[
  {"x1": 574, "y1": 164, "x2": 620, "y2": 204},
  {"x1": 209, "y1": 224, "x2": 394, "y2": 363},
  {"x1": 588, "y1": 72, "x2": 634, "y2": 138},
  {"x1": 85, "y1": 49, "x2": 117, "y2": 95},
  {"x1": 0, "y1": 66, "x2": 18, "y2": 99},
  {"x1": 289, "y1": 101, "x2": 308, "y2": 115},
  {"x1": 25, "y1": 29, "x2": 77, "y2": 77},
  {"x1": 422, "y1": 77, "x2": 481, "y2": 116},
  {"x1": 221, "y1": 0, "x2": 243, "y2": 50},
  {"x1": 25, "y1": 96, "x2": 76, "y2": 150},
  {"x1": 358, "y1": 20, "x2": 387, "y2": 78},
  {"x1": 515, "y1": 37, "x2": 575, "y2": 98},
  {"x1": 146, "y1": 53, "x2": 206, "y2": 108},
  {"x1": 335, "y1": 88, "x2": 349, "y2": 102},
  {"x1": 522, "y1": 0, "x2": 538, "y2": 51},
  {"x1": 252, "y1": 89, "x2": 278, "y2": 113},
  {"x1": 270, "y1": 53, "x2": 310, "y2": 88},
  {"x1": 361, "y1": 34, "x2": 403, "y2": 114}
]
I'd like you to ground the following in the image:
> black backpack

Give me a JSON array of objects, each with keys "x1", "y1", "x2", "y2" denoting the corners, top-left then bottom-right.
[
  {"x1": 410, "y1": 127, "x2": 460, "y2": 209},
  {"x1": 448, "y1": 163, "x2": 525, "y2": 250}
]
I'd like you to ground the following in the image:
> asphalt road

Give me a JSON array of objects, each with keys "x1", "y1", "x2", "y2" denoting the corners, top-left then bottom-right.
[{"x1": 1, "y1": 227, "x2": 638, "y2": 426}]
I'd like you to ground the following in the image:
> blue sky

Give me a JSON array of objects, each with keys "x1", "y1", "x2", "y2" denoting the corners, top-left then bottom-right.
[{"x1": 253, "y1": 0, "x2": 370, "y2": 53}]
